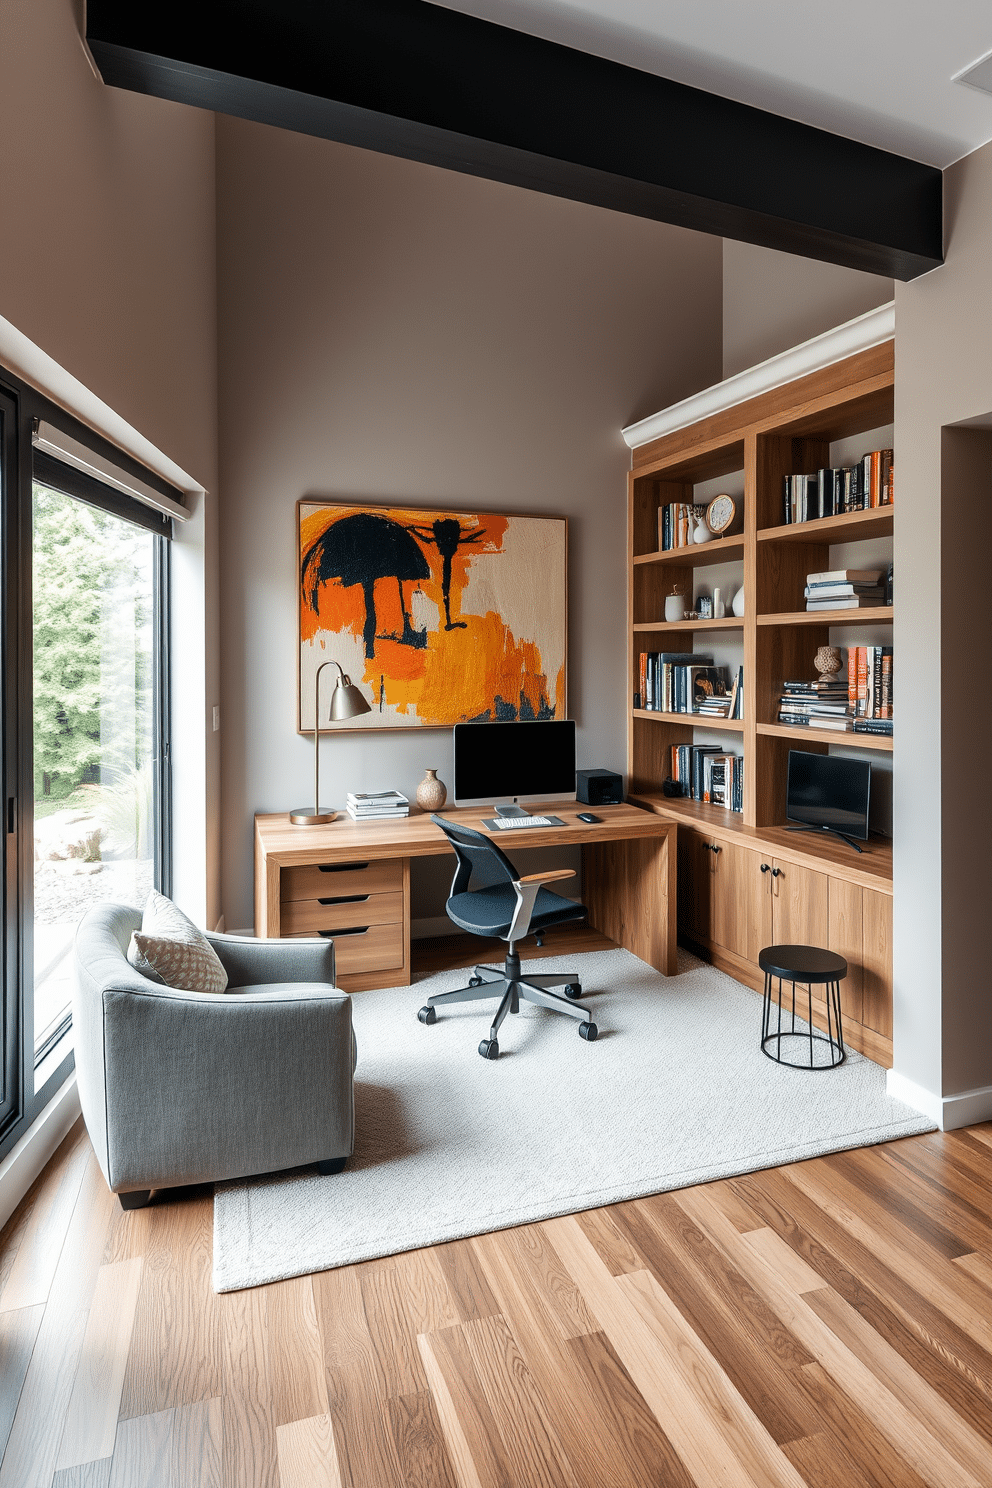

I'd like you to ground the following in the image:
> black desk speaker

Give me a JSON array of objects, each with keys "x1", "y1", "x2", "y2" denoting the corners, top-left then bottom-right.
[{"x1": 576, "y1": 768, "x2": 623, "y2": 806}]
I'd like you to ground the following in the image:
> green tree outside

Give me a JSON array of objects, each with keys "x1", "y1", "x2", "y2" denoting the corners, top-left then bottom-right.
[{"x1": 33, "y1": 484, "x2": 152, "y2": 819}]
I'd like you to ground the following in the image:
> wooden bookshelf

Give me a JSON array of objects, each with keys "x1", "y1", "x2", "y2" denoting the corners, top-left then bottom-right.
[{"x1": 627, "y1": 337, "x2": 895, "y2": 1064}]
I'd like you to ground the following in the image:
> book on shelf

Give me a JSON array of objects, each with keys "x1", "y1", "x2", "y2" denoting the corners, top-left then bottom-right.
[
  {"x1": 669, "y1": 743, "x2": 743, "y2": 813},
  {"x1": 782, "y1": 447, "x2": 893, "y2": 525},
  {"x1": 806, "y1": 569, "x2": 884, "y2": 584},
  {"x1": 636, "y1": 652, "x2": 724, "y2": 713},
  {"x1": 804, "y1": 568, "x2": 886, "y2": 610},
  {"x1": 658, "y1": 502, "x2": 693, "y2": 551},
  {"x1": 853, "y1": 718, "x2": 894, "y2": 735},
  {"x1": 805, "y1": 595, "x2": 886, "y2": 610},
  {"x1": 847, "y1": 646, "x2": 893, "y2": 721}
]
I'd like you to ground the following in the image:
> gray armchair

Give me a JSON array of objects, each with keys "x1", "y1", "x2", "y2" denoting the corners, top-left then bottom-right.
[{"x1": 73, "y1": 904, "x2": 355, "y2": 1209}]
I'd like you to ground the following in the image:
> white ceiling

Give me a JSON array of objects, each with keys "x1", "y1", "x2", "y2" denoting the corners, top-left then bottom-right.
[{"x1": 438, "y1": 0, "x2": 992, "y2": 167}]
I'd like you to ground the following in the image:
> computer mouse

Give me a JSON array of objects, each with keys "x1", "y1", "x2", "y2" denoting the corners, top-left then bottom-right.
[{"x1": 576, "y1": 811, "x2": 601, "y2": 823}]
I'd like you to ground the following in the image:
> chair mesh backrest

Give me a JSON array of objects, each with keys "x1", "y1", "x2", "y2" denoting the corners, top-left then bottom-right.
[{"x1": 431, "y1": 815, "x2": 517, "y2": 897}]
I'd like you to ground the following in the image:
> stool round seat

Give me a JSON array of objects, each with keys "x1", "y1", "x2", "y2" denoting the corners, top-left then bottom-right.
[
  {"x1": 758, "y1": 945, "x2": 847, "y2": 983},
  {"x1": 759, "y1": 943, "x2": 847, "y2": 1070}
]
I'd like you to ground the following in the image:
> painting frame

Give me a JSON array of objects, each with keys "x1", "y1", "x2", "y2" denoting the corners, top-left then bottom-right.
[{"x1": 297, "y1": 499, "x2": 568, "y2": 734}]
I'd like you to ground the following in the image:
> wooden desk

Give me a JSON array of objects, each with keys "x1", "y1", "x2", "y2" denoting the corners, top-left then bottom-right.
[{"x1": 255, "y1": 802, "x2": 677, "y2": 992}]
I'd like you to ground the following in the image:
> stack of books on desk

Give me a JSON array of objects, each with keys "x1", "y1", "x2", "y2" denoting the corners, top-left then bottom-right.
[
  {"x1": 777, "y1": 680, "x2": 854, "y2": 733},
  {"x1": 804, "y1": 570, "x2": 886, "y2": 611},
  {"x1": 346, "y1": 790, "x2": 410, "y2": 822}
]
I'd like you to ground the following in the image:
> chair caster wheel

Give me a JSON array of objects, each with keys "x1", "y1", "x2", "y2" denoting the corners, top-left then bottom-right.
[
  {"x1": 478, "y1": 1038, "x2": 499, "y2": 1059},
  {"x1": 564, "y1": 983, "x2": 582, "y2": 999},
  {"x1": 578, "y1": 1022, "x2": 598, "y2": 1041},
  {"x1": 469, "y1": 976, "x2": 483, "y2": 986},
  {"x1": 418, "y1": 1006, "x2": 437, "y2": 1025}
]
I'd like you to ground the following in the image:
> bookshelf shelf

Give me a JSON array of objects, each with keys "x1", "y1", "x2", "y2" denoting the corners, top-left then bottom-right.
[
  {"x1": 756, "y1": 607, "x2": 893, "y2": 628},
  {"x1": 633, "y1": 617, "x2": 745, "y2": 634},
  {"x1": 633, "y1": 539, "x2": 745, "y2": 568},
  {"x1": 756, "y1": 721, "x2": 893, "y2": 752},
  {"x1": 626, "y1": 331, "x2": 895, "y2": 1066},
  {"x1": 757, "y1": 507, "x2": 893, "y2": 545},
  {"x1": 633, "y1": 709, "x2": 745, "y2": 733}
]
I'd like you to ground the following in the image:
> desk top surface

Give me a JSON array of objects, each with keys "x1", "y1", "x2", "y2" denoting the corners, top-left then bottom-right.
[{"x1": 255, "y1": 800, "x2": 674, "y2": 866}]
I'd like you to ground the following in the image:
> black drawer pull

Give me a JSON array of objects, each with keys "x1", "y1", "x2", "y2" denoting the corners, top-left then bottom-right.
[
  {"x1": 318, "y1": 926, "x2": 370, "y2": 938},
  {"x1": 318, "y1": 861, "x2": 370, "y2": 873},
  {"x1": 318, "y1": 894, "x2": 370, "y2": 906}
]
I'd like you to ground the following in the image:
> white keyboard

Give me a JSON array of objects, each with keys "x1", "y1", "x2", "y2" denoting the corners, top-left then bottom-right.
[{"x1": 492, "y1": 816, "x2": 553, "y2": 830}]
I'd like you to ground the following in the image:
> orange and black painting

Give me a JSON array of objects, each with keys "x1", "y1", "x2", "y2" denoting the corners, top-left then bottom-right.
[{"x1": 298, "y1": 502, "x2": 566, "y2": 731}]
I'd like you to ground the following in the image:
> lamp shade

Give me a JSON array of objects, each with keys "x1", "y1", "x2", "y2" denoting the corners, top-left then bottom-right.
[{"x1": 329, "y1": 673, "x2": 372, "y2": 721}]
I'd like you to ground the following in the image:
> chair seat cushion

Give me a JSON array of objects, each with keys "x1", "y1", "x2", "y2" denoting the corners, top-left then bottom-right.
[
  {"x1": 446, "y1": 883, "x2": 584, "y2": 938},
  {"x1": 126, "y1": 890, "x2": 228, "y2": 994}
]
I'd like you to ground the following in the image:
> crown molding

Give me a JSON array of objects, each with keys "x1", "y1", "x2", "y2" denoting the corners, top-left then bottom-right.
[{"x1": 622, "y1": 301, "x2": 896, "y2": 450}]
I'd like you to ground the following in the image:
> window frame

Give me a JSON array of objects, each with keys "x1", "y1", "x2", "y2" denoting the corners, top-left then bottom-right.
[{"x1": 0, "y1": 372, "x2": 178, "y2": 1161}]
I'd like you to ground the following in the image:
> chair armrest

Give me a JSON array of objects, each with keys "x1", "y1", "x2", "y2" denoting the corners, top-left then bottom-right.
[
  {"x1": 506, "y1": 867, "x2": 576, "y2": 943},
  {"x1": 206, "y1": 932, "x2": 336, "y2": 988}
]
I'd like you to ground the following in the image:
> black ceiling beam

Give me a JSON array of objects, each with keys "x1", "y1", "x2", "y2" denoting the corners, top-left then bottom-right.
[{"x1": 86, "y1": 0, "x2": 942, "y2": 280}]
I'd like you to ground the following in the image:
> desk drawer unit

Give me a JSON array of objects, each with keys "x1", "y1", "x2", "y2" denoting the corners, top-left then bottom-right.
[{"x1": 279, "y1": 856, "x2": 408, "y2": 981}]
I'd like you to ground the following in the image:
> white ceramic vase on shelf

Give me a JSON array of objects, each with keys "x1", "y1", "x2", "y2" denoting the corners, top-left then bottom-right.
[
  {"x1": 692, "y1": 516, "x2": 711, "y2": 544},
  {"x1": 664, "y1": 593, "x2": 685, "y2": 622},
  {"x1": 732, "y1": 587, "x2": 745, "y2": 617}
]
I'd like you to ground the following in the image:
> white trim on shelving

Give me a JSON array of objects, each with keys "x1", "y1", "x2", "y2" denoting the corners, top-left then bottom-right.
[
  {"x1": 0, "y1": 1074, "x2": 81, "y2": 1231},
  {"x1": 886, "y1": 1069, "x2": 992, "y2": 1131},
  {"x1": 622, "y1": 301, "x2": 896, "y2": 450}
]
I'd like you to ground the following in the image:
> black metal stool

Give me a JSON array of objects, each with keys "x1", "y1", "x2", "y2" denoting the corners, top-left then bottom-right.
[{"x1": 758, "y1": 945, "x2": 847, "y2": 1069}]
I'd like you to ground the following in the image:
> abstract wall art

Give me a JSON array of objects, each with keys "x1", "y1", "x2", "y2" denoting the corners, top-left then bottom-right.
[{"x1": 298, "y1": 502, "x2": 567, "y2": 731}]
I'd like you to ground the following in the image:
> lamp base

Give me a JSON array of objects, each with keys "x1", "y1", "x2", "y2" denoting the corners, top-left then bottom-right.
[{"x1": 289, "y1": 807, "x2": 338, "y2": 826}]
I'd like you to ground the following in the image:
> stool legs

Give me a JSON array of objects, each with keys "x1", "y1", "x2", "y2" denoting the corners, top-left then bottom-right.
[{"x1": 761, "y1": 973, "x2": 845, "y2": 1069}]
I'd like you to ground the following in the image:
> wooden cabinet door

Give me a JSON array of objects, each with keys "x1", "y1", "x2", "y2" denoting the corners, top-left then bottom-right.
[
  {"x1": 710, "y1": 842, "x2": 771, "y2": 965},
  {"x1": 677, "y1": 828, "x2": 712, "y2": 943},
  {"x1": 827, "y1": 878, "x2": 864, "y2": 1026},
  {"x1": 771, "y1": 857, "x2": 829, "y2": 948},
  {"x1": 861, "y1": 889, "x2": 893, "y2": 1038}
]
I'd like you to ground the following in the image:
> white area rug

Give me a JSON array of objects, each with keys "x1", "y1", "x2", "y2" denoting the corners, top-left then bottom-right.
[{"x1": 213, "y1": 948, "x2": 933, "y2": 1291}]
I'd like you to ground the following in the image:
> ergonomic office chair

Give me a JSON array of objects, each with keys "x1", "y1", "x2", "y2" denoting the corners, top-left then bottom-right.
[{"x1": 418, "y1": 815, "x2": 599, "y2": 1058}]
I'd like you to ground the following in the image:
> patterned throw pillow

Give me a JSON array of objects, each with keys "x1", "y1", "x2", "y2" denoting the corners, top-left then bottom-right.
[{"x1": 126, "y1": 890, "x2": 229, "y2": 994}]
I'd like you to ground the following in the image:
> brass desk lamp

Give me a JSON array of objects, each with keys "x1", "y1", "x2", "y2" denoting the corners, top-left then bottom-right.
[{"x1": 290, "y1": 660, "x2": 371, "y2": 825}]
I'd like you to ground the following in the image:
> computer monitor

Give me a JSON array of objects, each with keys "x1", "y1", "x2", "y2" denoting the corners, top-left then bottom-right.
[{"x1": 453, "y1": 720, "x2": 576, "y2": 810}]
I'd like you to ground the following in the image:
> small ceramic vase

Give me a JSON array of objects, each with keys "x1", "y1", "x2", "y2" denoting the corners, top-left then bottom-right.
[
  {"x1": 416, "y1": 768, "x2": 447, "y2": 811},
  {"x1": 712, "y1": 587, "x2": 725, "y2": 619},
  {"x1": 664, "y1": 593, "x2": 685, "y2": 622},
  {"x1": 732, "y1": 586, "x2": 745, "y2": 617},
  {"x1": 814, "y1": 646, "x2": 842, "y2": 684},
  {"x1": 692, "y1": 515, "x2": 711, "y2": 544}
]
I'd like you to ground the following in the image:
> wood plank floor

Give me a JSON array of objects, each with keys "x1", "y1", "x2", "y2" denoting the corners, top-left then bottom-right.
[{"x1": 3, "y1": 1118, "x2": 992, "y2": 1486}]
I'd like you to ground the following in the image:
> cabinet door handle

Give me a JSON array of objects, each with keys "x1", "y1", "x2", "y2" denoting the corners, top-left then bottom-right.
[
  {"x1": 760, "y1": 863, "x2": 770, "y2": 873},
  {"x1": 711, "y1": 845, "x2": 722, "y2": 855},
  {"x1": 771, "y1": 867, "x2": 781, "y2": 877}
]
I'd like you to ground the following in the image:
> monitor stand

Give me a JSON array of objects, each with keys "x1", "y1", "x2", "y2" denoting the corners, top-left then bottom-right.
[
  {"x1": 494, "y1": 803, "x2": 529, "y2": 818},
  {"x1": 786, "y1": 822, "x2": 864, "y2": 854}
]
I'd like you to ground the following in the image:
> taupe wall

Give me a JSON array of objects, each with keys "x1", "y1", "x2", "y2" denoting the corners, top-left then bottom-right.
[
  {"x1": 723, "y1": 240, "x2": 893, "y2": 378},
  {"x1": 0, "y1": 0, "x2": 222, "y2": 925},
  {"x1": 216, "y1": 117, "x2": 723, "y2": 930},
  {"x1": 894, "y1": 138, "x2": 992, "y2": 1119}
]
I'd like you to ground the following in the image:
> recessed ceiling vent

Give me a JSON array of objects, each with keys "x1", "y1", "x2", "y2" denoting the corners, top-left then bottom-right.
[{"x1": 953, "y1": 49, "x2": 992, "y2": 96}]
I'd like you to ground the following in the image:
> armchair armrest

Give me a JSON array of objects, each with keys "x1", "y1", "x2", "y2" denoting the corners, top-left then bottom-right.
[
  {"x1": 206, "y1": 931, "x2": 336, "y2": 988},
  {"x1": 100, "y1": 979, "x2": 353, "y2": 1191},
  {"x1": 516, "y1": 869, "x2": 576, "y2": 886}
]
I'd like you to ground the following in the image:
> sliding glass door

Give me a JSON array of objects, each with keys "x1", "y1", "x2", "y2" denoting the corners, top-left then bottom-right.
[{"x1": 31, "y1": 481, "x2": 162, "y2": 1071}]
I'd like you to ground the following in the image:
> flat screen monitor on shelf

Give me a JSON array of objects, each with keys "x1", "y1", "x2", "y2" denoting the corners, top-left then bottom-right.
[
  {"x1": 453, "y1": 719, "x2": 576, "y2": 811},
  {"x1": 786, "y1": 749, "x2": 871, "y2": 851}
]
